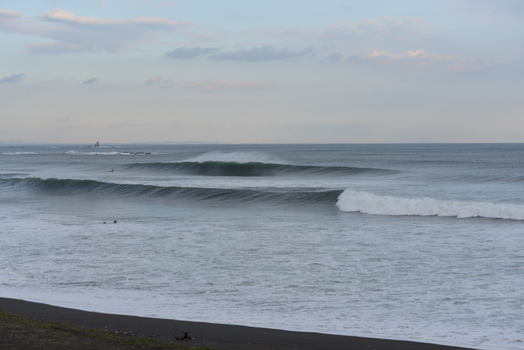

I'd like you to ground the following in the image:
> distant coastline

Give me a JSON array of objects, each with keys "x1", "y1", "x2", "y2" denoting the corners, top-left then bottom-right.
[{"x1": 2, "y1": 141, "x2": 524, "y2": 147}]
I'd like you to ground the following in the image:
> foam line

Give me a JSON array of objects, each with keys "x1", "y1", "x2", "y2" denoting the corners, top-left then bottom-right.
[{"x1": 336, "y1": 189, "x2": 524, "y2": 220}]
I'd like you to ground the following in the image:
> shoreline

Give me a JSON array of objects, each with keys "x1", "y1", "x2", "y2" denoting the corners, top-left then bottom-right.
[{"x1": 0, "y1": 297, "x2": 477, "y2": 350}]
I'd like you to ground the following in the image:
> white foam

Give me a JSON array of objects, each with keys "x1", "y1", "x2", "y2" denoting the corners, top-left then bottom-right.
[
  {"x1": 0, "y1": 152, "x2": 38, "y2": 155},
  {"x1": 0, "y1": 268, "x2": 26, "y2": 284},
  {"x1": 66, "y1": 150, "x2": 133, "y2": 156},
  {"x1": 186, "y1": 152, "x2": 284, "y2": 164},
  {"x1": 336, "y1": 189, "x2": 524, "y2": 220},
  {"x1": 1, "y1": 205, "x2": 523, "y2": 350}
]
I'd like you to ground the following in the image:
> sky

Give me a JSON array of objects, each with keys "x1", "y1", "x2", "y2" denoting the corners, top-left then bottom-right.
[{"x1": 1, "y1": 0, "x2": 523, "y2": 144}]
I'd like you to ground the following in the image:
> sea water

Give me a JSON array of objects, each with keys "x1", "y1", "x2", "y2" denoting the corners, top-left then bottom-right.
[{"x1": 0, "y1": 143, "x2": 523, "y2": 349}]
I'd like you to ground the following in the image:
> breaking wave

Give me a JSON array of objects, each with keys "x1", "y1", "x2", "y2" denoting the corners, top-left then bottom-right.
[
  {"x1": 66, "y1": 151, "x2": 151, "y2": 156},
  {"x1": 125, "y1": 161, "x2": 396, "y2": 177},
  {"x1": 0, "y1": 177, "x2": 342, "y2": 207},
  {"x1": 336, "y1": 189, "x2": 524, "y2": 220},
  {"x1": 186, "y1": 152, "x2": 283, "y2": 164},
  {"x1": 0, "y1": 152, "x2": 38, "y2": 155}
]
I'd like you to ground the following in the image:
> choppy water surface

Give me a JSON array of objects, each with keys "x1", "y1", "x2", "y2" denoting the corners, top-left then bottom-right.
[{"x1": 1, "y1": 144, "x2": 523, "y2": 349}]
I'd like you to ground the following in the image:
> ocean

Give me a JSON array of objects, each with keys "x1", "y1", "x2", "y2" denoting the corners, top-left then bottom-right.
[{"x1": 0, "y1": 143, "x2": 523, "y2": 349}]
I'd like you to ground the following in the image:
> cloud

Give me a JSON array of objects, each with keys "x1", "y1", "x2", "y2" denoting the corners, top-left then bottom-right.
[
  {"x1": 0, "y1": 8, "x2": 196, "y2": 54},
  {"x1": 166, "y1": 46, "x2": 219, "y2": 59},
  {"x1": 83, "y1": 78, "x2": 98, "y2": 84},
  {"x1": 0, "y1": 9, "x2": 24, "y2": 22},
  {"x1": 209, "y1": 45, "x2": 313, "y2": 62},
  {"x1": 164, "y1": 45, "x2": 313, "y2": 62},
  {"x1": 348, "y1": 49, "x2": 478, "y2": 69},
  {"x1": 145, "y1": 76, "x2": 278, "y2": 91},
  {"x1": 453, "y1": 0, "x2": 524, "y2": 22},
  {"x1": 366, "y1": 49, "x2": 451, "y2": 60},
  {"x1": 0, "y1": 73, "x2": 25, "y2": 83}
]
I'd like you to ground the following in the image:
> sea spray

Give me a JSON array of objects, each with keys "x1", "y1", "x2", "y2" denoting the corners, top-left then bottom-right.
[
  {"x1": 336, "y1": 189, "x2": 524, "y2": 220},
  {"x1": 186, "y1": 151, "x2": 284, "y2": 164}
]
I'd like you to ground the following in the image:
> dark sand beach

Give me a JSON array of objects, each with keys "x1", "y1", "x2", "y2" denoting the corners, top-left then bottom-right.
[{"x1": 0, "y1": 297, "x2": 476, "y2": 350}]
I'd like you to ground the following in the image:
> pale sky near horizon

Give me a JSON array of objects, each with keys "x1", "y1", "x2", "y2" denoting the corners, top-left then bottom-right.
[{"x1": 1, "y1": 0, "x2": 523, "y2": 144}]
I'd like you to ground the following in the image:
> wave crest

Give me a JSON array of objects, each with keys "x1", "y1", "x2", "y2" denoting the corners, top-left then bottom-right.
[
  {"x1": 186, "y1": 152, "x2": 283, "y2": 164},
  {"x1": 66, "y1": 151, "x2": 145, "y2": 156},
  {"x1": 336, "y1": 189, "x2": 524, "y2": 220},
  {"x1": 1, "y1": 177, "x2": 342, "y2": 207}
]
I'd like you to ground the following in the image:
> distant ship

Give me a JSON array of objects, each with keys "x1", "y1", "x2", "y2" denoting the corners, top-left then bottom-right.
[{"x1": 94, "y1": 141, "x2": 100, "y2": 147}]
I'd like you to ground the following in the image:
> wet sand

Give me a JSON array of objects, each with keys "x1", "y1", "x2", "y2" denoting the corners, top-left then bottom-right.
[{"x1": 0, "y1": 297, "x2": 476, "y2": 350}]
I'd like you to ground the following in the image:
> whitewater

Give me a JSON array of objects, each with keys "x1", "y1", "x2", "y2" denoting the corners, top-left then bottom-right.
[{"x1": 1, "y1": 143, "x2": 523, "y2": 350}]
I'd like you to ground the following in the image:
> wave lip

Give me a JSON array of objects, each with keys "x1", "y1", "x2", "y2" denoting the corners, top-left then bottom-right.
[
  {"x1": 336, "y1": 189, "x2": 524, "y2": 220},
  {"x1": 186, "y1": 151, "x2": 284, "y2": 164}
]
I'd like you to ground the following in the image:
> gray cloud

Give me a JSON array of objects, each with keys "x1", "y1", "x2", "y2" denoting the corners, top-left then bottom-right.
[
  {"x1": 0, "y1": 8, "x2": 196, "y2": 54},
  {"x1": 166, "y1": 46, "x2": 219, "y2": 59},
  {"x1": 0, "y1": 73, "x2": 25, "y2": 83},
  {"x1": 209, "y1": 45, "x2": 313, "y2": 62},
  {"x1": 83, "y1": 78, "x2": 98, "y2": 84}
]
